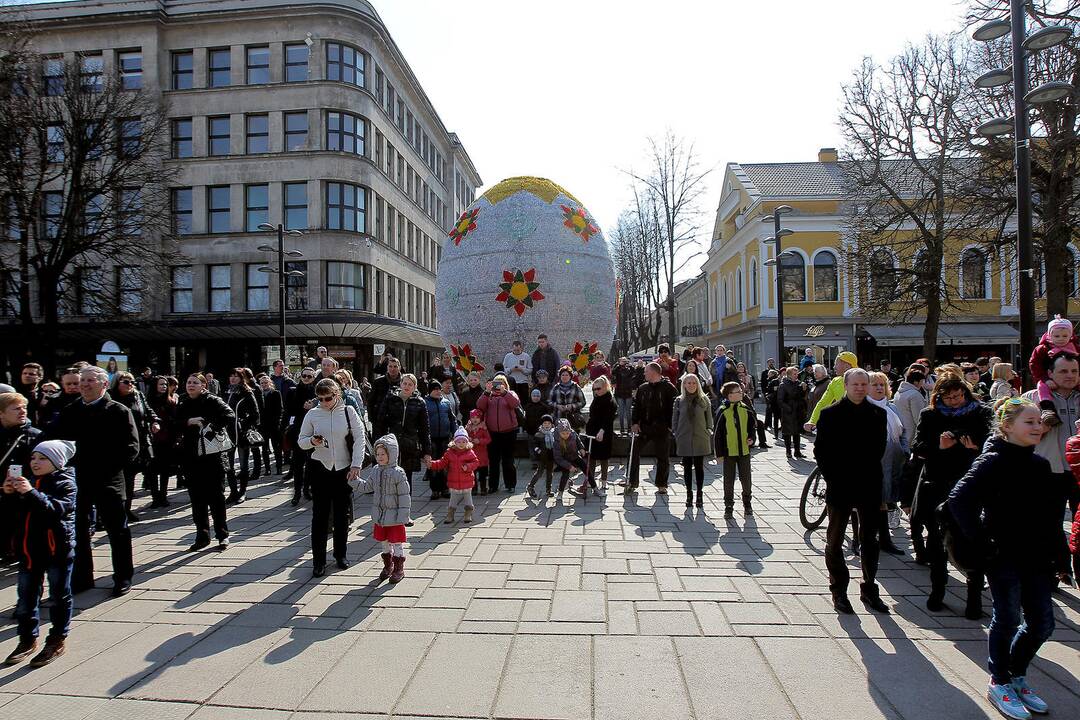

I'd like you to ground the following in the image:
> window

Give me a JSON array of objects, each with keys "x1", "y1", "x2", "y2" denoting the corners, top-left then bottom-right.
[
  {"x1": 285, "y1": 261, "x2": 307, "y2": 309},
  {"x1": 245, "y1": 184, "x2": 268, "y2": 231},
  {"x1": 246, "y1": 114, "x2": 269, "y2": 153},
  {"x1": 246, "y1": 263, "x2": 269, "y2": 310},
  {"x1": 45, "y1": 123, "x2": 64, "y2": 163},
  {"x1": 780, "y1": 252, "x2": 806, "y2": 302},
  {"x1": 284, "y1": 43, "x2": 309, "y2": 82},
  {"x1": 171, "y1": 266, "x2": 192, "y2": 313},
  {"x1": 385, "y1": 83, "x2": 395, "y2": 118},
  {"x1": 171, "y1": 118, "x2": 192, "y2": 158},
  {"x1": 385, "y1": 203, "x2": 394, "y2": 246},
  {"x1": 208, "y1": 185, "x2": 230, "y2": 233},
  {"x1": 283, "y1": 182, "x2": 307, "y2": 230},
  {"x1": 283, "y1": 111, "x2": 307, "y2": 151},
  {"x1": 375, "y1": 67, "x2": 385, "y2": 104},
  {"x1": 326, "y1": 111, "x2": 364, "y2": 155},
  {"x1": 327, "y1": 261, "x2": 365, "y2": 309},
  {"x1": 79, "y1": 53, "x2": 102, "y2": 93},
  {"x1": 208, "y1": 48, "x2": 231, "y2": 87},
  {"x1": 119, "y1": 188, "x2": 142, "y2": 237},
  {"x1": 171, "y1": 51, "x2": 193, "y2": 90},
  {"x1": 750, "y1": 258, "x2": 759, "y2": 306},
  {"x1": 43, "y1": 56, "x2": 64, "y2": 96},
  {"x1": 1, "y1": 270, "x2": 21, "y2": 317},
  {"x1": 209, "y1": 264, "x2": 231, "y2": 312},
  {"x1": 41, "y1": 191, "x2": 62, "y2": 239},
  {"x1": 77, "y1": 268, "x2": 104, "y2": 314},
  {"x1": 118, "y1": 51, "x2": 141, "y2": 89},
  {"x1": 172, "y1": 188, "x2": 192, "y2": 235},
  {"x1": 118, "y1": 117, "x2": 141, "y2": 157},
  {"x1": 82, "y1": 193, "x2": 106, "y2": 237},
  {"x1": 960, "y1": 248, "x2": 987, "y2": 299},
  {"x1": 374, "y1": 270, "x2": 383, "y2": 315},
  {"x1": 735, "y1": 268, "x2": 743, "y2": 312},
  {"x1": 246, "y1": 46, "x2": 270, "y2": 84},
  {"x1": 868, "y1": 250, "x2": 897, "y2": 304},
  {"x1": 117, "y1": 267, "x2": 142, "y2": 313},
  {"x1": 326, "y1": 42, "x2": 364, "y2": 86},
  {"x1": 208, "y1": 115, "x2": 230, "y2": 156},
  {"x1": 326, "y1": 182, "x2": 366, "y2": 232},
  {"x1": 813, "y1": 251, "x2": 838, "y2": 301}
]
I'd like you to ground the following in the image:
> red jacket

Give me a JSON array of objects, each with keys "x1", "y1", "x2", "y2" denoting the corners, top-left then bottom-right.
[
  {"x1": 466, "y1": 422, "x2": 490, "y2": 467},
  {"x1": 476, "y1": 390, "x2": 521, "y2": 433},
  {"x1": 658, "y1": 358, "x2": 681, "y2": 387},
  {"x1": 428, "y1": 445, "x2": 479, "y2": 490},
  {"x1": 1066, "y1": 431, "x2": 1080, "y2": 555},
  {"x1": 1029, "y1": 331, "x2": 1079, "y2": 383}
]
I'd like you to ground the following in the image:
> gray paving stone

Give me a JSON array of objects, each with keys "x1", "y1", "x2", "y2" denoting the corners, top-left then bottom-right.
[
  {"x1": 367, "y1": 607, "x2": 464, "y2": 632},
  {"x1": 675, "y1": 637, "x2": 798, "y2": 719},
  {"x1": 550, "y1": 590, "x2": 605, "y2": 622},
  {"x1": 638, "y1": 610, "x2": 700, "y2": 636},
  {"x1": 83, "y1": 698, "x2": 198, "y2": 720},
  {"x1": 595, "y1": 636, "x2": 692, "y2": 720},
  {"x1": 495, "y1": 635, "x2": 592, "y2": 719},
  {"x1": 395, "y1": 634, "x2": 511, "y2": 716}
]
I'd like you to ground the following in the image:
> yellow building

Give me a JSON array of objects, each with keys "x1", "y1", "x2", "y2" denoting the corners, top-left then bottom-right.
[{"x1": 701, "y1": 148, "x2": 1080, "y2": 372}]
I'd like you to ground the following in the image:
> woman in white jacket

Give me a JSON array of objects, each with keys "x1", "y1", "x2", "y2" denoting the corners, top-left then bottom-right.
[{"x1": 299, "y1": 379, "x2": 366, "y2": 577}]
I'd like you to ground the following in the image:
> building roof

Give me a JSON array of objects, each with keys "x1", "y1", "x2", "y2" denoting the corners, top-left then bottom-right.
[{"x1": 734, "y1": 157, "x2": 980, "y2": 200}]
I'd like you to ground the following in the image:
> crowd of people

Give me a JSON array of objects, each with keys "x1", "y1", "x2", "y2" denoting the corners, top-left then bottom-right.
[{"x1": 2, "y1": 321, "x2": 1079, "y2": 719}]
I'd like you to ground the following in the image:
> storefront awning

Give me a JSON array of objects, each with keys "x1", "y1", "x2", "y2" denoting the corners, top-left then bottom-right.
[{"x1": 862, "y1": 323, "x2": 1020, "y2": 348}]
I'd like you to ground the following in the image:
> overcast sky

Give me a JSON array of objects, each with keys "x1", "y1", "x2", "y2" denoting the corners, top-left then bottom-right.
[{"x1": 15, "y1": 0, "x2": 971, "y2": 276}]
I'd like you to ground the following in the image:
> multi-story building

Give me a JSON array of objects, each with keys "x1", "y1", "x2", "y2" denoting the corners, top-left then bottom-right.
[
  {"x1": 700, "y1": 147, "x2": 1080, "y2": 374},
  {"x1": 2, "y1": 0, "x2": 481, "y2": 377}
]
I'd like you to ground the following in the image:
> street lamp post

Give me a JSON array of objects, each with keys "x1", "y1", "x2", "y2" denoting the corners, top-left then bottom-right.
[
  {"x1": 972, "y1": 2, "x2": 1073, "y2": 383},
  {"x1": 257, "y1": 223, "x2": 304, "y2": 368},
  {"x1": 761, "y1": 206, "x2": 794, "y2": 365}
]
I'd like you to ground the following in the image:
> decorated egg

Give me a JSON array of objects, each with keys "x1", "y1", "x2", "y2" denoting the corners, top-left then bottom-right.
[{"x1": 436, "y1": 176, "x2": 617, "y2": 373}]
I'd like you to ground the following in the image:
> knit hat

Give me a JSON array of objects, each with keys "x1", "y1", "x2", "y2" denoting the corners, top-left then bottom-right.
[
  {"x1": 556, "y1": 418, "x2": 572, "y2": 432},
  {"x1": 1048, "y1": 314, "x2": 1073, "y2": 334},
  {"x1": 535, "y1": 369, "x2": 548, "y2": 378},
  {"x1": 33, "y1": 439, "x2": 76, "y2": 470},
  {"x1": 428, "y1": 380, "x2": 443, "y2": 392},
  {"x1": 453, "y1": 427, "x2": 469, "y2": 441},
  {"x1": 469, "y1": 408, "x2": 484, "y2": 420},
  {"x1": 531, "y1": 388, "x2": 541, "y2": 400},
  {"x1": 541, "y1": 414, "x2": 554, "y2": 424},
  {"x1": 837, "y1": 351, "x2": 858, "y2": 368}
]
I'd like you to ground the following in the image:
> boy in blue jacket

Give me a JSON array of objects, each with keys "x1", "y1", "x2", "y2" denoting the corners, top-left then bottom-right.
[
  {"x1": 4, "y1": 439, "x2": 77, "y2": 668},
  {"x1": 424, "y1": 381, "x2": 459, "y2": 499}
]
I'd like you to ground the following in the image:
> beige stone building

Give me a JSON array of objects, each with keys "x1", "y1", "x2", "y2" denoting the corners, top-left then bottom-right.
[{"x1": 2, "y1": 0, "x2": 482, "y2": 376}]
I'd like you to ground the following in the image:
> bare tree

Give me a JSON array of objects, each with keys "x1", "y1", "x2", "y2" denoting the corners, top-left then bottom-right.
[
  {"x1": 965, "y1": 0, "x2": 1080, "y2": 319},
  {"x1": 839, "y1": 33, "x2": 1006, "y2": 359},
  {"x1": 624, "y1": 131, "x2": 712, "y2": 349},
  {"x1": 610, "y1": 187, "x2": 665, "y2": 353},
  {"x1": 0, "y1": 30, "x2": 180, "y2": 371}
]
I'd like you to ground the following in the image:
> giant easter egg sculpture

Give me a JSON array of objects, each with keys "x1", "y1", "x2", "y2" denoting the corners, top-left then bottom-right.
[{"x1": 435, "y1": 176, "x2": 616, "y2": 373}]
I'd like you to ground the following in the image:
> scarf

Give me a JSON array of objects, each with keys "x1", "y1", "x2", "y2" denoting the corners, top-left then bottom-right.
[
  {"x1": 868, "y1": 396, "x2": 903, "y2": 442},
  {"x1": 937, "y1": 400, "x2": 980, "y2": 417}
]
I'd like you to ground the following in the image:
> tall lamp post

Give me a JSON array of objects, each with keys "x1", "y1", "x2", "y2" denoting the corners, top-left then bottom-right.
[
  {"x1": 972, "y1": 4, "x2": 1073, "y2": 382},
  {"x1": 760, "y1": 205, "x2": 794, "y2": 365},
  {"x1": 257, "y1": 223, "x2": 305, "y2": 368}
]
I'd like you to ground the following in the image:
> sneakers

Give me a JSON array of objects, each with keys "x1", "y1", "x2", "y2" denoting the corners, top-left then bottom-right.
[
  {"x1": 5, "y1": 638, "x2": 37, "y2": 665},
  {"x1": 1010, "y1": 676, "x2": 1048, "y2": 715},
  {"x1": 29, "y1": 637, "x2": 65, "y2": 668},
  {"x1": 988, "y1": 683, "x2": 1032, "y2": 720}
]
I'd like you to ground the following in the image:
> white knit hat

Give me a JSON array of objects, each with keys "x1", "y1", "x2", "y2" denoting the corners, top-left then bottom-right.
[
  {"x1": 33, "y1": 440, "x2": 76, "y2": 470},
  {"x1": 1048, "y1": 314, "x2": 1073, "y2": 334}
]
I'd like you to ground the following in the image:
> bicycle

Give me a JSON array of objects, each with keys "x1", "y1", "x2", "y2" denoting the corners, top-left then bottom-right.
[{"x1": 798, "y1": 464, "x2": 827, "y2": 531}]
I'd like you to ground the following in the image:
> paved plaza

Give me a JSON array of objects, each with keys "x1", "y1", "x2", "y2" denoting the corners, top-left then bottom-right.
[{"x1": 1, "y1": 442, "x2": 1078, "y2": 720}]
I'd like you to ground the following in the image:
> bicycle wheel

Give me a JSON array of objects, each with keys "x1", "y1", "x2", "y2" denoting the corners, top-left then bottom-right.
[{"x1": 799, "y1": 467, "x2": 828, "y2": 531}]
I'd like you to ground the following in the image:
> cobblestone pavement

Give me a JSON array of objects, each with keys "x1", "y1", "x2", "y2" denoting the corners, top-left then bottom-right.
[{"x1": 1, "y1": 440, "x2": 1078, "y2": 719}]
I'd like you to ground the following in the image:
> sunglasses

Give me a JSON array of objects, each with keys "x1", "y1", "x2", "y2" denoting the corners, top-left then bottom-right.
[
  {"x1": 317, "y1": 394, "x2": 336, "y2": 401},
  {"x1": 118, "y1": 379, "x2": 133, "y2": 385},
  {"x1": 301, "y1": 374, "x2": 315, "y2": 379}
]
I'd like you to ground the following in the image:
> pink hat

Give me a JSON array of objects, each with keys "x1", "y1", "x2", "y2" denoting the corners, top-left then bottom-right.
[{"x1": 1048, "y1": 314, "x2": 1073, "y2": 334}]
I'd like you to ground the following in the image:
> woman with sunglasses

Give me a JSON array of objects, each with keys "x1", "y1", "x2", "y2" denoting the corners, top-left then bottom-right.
[
  {"x1": 299, "y1": 379, "x2": 366, "y2": 577},
  {"x1": 581, "y1": 375, "x2": 616, "y2": 493},
  {"x1": 112, "y1": 371, "x2": 160, "y2": 523},
  {"x1": 912, "y1": 368, "x2": 994, "y2": 618}
]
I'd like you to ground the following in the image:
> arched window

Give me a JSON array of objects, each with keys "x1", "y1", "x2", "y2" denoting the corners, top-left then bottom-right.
[
  {"x1": 960, "y1": 248, "x2": 987, "y2": 299},
  {"x1": 750, "y1": 258, "x2": 759, "y2": 306},
  {"x1": 735, "y1": 268, "x2": 743, "y2": 311},
  {"x1": 780, "y1": 252, "x2": 806, "y2": 302},
  {"x1": 722, "y1": 278, "x2": 728, "y2": 316},
  {"x1": 1035, "y1": 247, "x2": 1080, "y2": 299},
  {"x1": 813, "y1": 251, "x2": 838, "y2": 301},
  {"x1": 868, "y1": 249, "x2": 897, "y2": 303}
]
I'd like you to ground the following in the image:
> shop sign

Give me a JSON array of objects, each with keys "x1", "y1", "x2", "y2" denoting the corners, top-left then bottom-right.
[{"x1": 804, "y1": 325, "x2": 825, "y2": 338}]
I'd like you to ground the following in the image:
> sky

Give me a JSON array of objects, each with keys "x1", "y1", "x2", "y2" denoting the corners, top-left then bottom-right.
[{"x1": 14, "y1": 0, "x2": 972, "y2": 278}]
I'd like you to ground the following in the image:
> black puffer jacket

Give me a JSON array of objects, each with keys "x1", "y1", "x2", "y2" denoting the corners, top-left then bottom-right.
[
  {"x1": 11, "y1": 466, "x2": 77, "y2": 569},
  {"x1": 776, "y1": 377, "x2": 807, "y2": 436},
  {"x1": 378, "y1": 390, "x2": 431, "y2": 473},
  {"x1": 631, "y1": 379, "x2": 677, "y2": 433},
  {"x1": 224, "y1": 385, "x2": 260, "y2": 447},
  {"x1": 911, "y1": 402, "x2": 993, "y2": 521},
  {"x1": 947, "y1": 437, "x2": 1066, "y2": 572},
  {"x1": 175, "y1": 390, "x2": 236, "y2": 458},
  {"x1": 284, "y1": 380, "x2": 317, "y2": 439}
]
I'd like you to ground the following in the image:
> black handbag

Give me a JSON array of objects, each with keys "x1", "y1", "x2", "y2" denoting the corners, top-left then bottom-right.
[{"x1": 936, "y1": 500, "x2": 983, "y2": 578}]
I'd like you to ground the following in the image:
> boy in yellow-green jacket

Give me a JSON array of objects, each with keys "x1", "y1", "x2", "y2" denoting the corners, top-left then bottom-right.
[
  {"x1": 713, "y1": 382, "x2": 756, "y2": 519},
  {"x1": 805, "y1": 351, "x2": 858, "y2": 430}
]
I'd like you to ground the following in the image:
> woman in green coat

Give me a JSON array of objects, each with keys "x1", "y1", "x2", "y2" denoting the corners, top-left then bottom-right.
[{"x1": 672, "y1": 373, "x2": 714, "y2": 507}]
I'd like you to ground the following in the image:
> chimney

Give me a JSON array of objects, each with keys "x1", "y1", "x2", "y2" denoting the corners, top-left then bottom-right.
[{"x1": 818, "y1": 147, "x2": 838, "y2": 163}]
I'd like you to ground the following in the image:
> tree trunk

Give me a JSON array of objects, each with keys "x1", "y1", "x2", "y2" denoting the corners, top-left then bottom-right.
[{"x1": 922, "y1": 292, "x2": 941, "y2": 362}]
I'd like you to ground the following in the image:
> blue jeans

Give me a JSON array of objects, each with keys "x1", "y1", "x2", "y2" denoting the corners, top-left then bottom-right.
[
  {"x1": 986, "y1": 563, "x2": 1055, "y2": 685},
  {"x1": 616, "y1": 397, "x2": 632, "y2": 431},
  {"x1": 15, "y1": 557, "x2": 74, "y2": 642}
]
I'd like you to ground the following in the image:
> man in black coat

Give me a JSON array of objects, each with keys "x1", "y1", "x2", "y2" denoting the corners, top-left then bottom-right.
[
  {"x1": 530, "y1": 334, "x2": 561, "y2": 385},
  {"x1": 369, "y1": 358, "x2": 402, "y2": 437},
  {"x1": 283, "y1": 368, "x2": 318, "y2": 504},
  {"x1": 813, "y1": 367, "x2": 889, "y2": 615},
  {"x1": 258, "y1": 374, "x2": 284, "y2": 474},
  {"x1": 624, "y1": 362, "x2": 678, "y2": 495},
  {"x1": 53, "y1": 366, "x2": 139, "y2": 596}
]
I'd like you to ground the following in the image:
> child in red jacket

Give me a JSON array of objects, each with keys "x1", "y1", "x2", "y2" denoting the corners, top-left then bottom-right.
[
  {"x1": 1066, "y1": 419, "x2": 1080, "y2": 557},
  {"x1": 465, "y1": 409, "x2": 491, "y2": 494},
  {"x1": 426, "y1": 428, "x2": 479, "y2": 524},
  {"x1": 1029, "y1": 315, "x2": 1078, "y2": 425}
]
